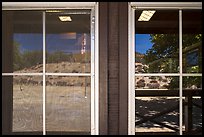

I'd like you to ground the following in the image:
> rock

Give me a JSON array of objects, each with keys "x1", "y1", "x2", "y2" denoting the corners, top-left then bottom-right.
[
  {"x1": 136, "y1": 79, "x2": 145, "y2": 88},
  {"x1": 147, "y1": 83, "x2": 160, "y2": 89}
]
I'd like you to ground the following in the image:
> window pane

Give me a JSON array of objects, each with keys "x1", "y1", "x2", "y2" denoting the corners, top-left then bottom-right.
[
  {"x1": 135, "y1": 76, "x2": 178, "y2": 90},
  {"x1": 13, "y1": 76, "x2": 43, "y2": 132},
  {"x1": 135, "y1": 10, "x2": 179, "y2": 73},
  {"x1": 136, "y1": 97, "x2": 179, "y2": 134},
  {"x1": 183, "y1": 76, "x2": 202, "y2": 134},
  {"x1": 183, "y1": 76, "x2": 202, "y2": 90},
  {"x1": 46, "y1": 76, "x2": 91, "y2": 133},
  {"x1": 45, "y1": 11, "x2": 91, "y2": 73},
  {"x1": 2, "y1": 11, "x2": 43, "y2": 73},
  {"x1": 135, "y1": 76, "x2": 179, "y2": 134},
  {"x1": 182, "y1": 10, "x2": 202, "y2": 73}
]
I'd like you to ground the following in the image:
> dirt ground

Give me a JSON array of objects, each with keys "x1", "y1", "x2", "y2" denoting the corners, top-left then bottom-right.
[
  {"x1": 12, "y1": 84, "x2": 202, "y2": 134},
  {"x1": 135, "y1": 97, "x2": 202, "y2": 134},
  {"x1": 13, "y1": 84, "x2": 91, "y2": 132}
]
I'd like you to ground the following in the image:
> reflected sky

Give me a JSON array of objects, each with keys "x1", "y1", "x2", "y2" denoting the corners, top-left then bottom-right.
[
  {"x1": 14, "y1": 33, "x2": 90, "y2": 54},
  {"x1": 135, "y1": 34, "x2": 153, "y2": 54},
  {"x1": 14, "y1": 33, "x2": 43, "y2": 52}
]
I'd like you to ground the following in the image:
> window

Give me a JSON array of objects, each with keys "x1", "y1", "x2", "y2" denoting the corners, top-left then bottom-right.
[
  {"x1": 2, "y1": 2, "x2": 99, "y2": 135},
  {"x1": 128, "y1": 2, "x2": 202, "y2": 135}
]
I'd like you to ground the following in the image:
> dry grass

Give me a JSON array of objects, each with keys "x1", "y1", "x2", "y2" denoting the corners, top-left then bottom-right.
[{"x1": 13, "y1": 84, "x2": 91, "y2": 132}]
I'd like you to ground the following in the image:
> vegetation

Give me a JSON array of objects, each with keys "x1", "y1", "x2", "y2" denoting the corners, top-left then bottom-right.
[
  {"x1": 143, "y1": 34, "x2": 202, "y2": 89},
  {"x1": 135, "y1": 52, "x2": 145, "y2": 64},
  {"x1": 13, "y1": 41, "x2": 23, "y2": 71},
  {"x1": 13, "y1": 41, "x2": 90, "y2": 71}
]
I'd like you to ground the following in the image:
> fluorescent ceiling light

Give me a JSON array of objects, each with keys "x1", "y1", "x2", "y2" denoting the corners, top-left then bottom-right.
[
  {"x1": 46, "y1": 10, "x2": 62, "y2": 13},
  {"x1": 58, "y1": 16, "x2": 72, "y2": 22},
  {"x1": 138, "y1": 10, "x2": 156, "y2": 21}
]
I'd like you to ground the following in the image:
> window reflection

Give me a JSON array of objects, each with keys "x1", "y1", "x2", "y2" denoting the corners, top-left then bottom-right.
[
  {"x1": 135, "y1": 10, "x2": 180, "y2": 134},
  {"x1": 183, "y1": 76, "x2": 202, "y2": 133},
  {"x1": 135, "y1": 9, "x2": 202, "y2": 135},
  {"x1": 13, "y1": 76, "x2": 43, "y2": 132},
  {"x1": 135, "y1": 10, "x2": 179, "y2": 73},
  {"x1": 13, "y1": 11, "x2": 43, "y2": 72},
  {"x1": 135, "y1": 76, "x2": 179, "y2": 90},
  {"x1": 3, "y1": 10, "x2": 92, "y2": 134},
  {"x1": 182, "y1": 10, "x2": 202, "y2": 73},
  {"x1": 135, "y1": 97, "x2": 179, "y2": 133},
  {"x1": 183, "y1": 76, "x2": 202, "y2": 90},
  {"x1": 46, "y1": 76, "x2": 91, "y2": 132},
  {"x1": 46, "y1": 12, "x2": 91, "y2": 73}
]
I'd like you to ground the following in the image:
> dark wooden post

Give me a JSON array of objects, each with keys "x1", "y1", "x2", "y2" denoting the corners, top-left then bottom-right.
[
  {"x1": 184, "y1": 92, "x2": 193, "y2": 133},
  {"x1": 99, "y1": 2, "x2": 109, "y2": 135}
]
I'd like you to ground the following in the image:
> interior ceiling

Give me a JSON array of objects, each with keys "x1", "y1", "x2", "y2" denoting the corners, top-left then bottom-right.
[
  {"x1": 135, "y1": 10, "x2": 202, "y2": 34},
  {"x1": 12, "y1": 10, "x2": 90, "y2": 34},
  {"x1": 7, "y1": 10, "x2": 202, "y2": 34}
]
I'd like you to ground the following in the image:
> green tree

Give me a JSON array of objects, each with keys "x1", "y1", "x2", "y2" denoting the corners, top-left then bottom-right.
[
  {"x1": 144, "y1": 34, "x2": 179, "y2": 73},
  {"x1": 47, "y1": 51, "x2": 73, "y2": 63},
  {"x1": 21, "y1": 50, "x2": 43, "y2": 68},
  {"x1": 13, "y1": 41, "x2": 23, "y2": 71},
  {"x1": 144, "y1": 34, "x2": 202, "y2": 89}
]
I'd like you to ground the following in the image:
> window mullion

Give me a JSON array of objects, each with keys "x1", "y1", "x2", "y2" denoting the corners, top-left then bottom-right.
[
  {"x1": 179, "y1": 9, "x2": 183, "y2": 135},
  {"x1": 43, "y1": 11, "x2": 46, "y2": 135}
]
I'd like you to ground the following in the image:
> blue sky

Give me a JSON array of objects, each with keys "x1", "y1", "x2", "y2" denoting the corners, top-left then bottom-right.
[
  {"x1": 14, "y1": 33, "x2": 43, "y2": 52},
  {"x1": 14, "y1": 33, "x2": 152, "y2": 54},
  {"x1": 135, "y1": 34, "x2": 153, "y2": 54},
  {"x1": 14, "y1": 33, "x2": 90, "y2": 54}
]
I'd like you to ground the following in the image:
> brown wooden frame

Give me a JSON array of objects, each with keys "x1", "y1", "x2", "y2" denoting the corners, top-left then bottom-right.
[{"x1": 99, "y1": 2, "x2": 128, "y2": 135}]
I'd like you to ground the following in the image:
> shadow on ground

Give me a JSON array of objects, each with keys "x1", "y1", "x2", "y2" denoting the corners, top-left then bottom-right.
[{"x1": 135, "y1": 97, "x2": 202, "y2": 135}]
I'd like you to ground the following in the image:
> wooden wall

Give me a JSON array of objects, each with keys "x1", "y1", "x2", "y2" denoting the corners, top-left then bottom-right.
[
  {"x1": 2, "y1": 11, "x2": 13, "y2": 135},
  {"x1": 99, "y1": 2, "x2": 128, "y2": 135}
]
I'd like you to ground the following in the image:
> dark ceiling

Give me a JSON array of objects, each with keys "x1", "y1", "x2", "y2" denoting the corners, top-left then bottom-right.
[
  {"x1": 11, "y1": 10, "x2": 90, "y2": 34},
  {"x1": 135, "y1": 10, "x2": 202, "y2": 34},
  {"x1": 3, "y1": 10, "x2": 202, "y2": 34}
]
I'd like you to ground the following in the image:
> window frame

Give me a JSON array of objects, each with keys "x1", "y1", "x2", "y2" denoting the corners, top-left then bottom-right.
[
  {"x1": 2, "y1": 2, "x2": 99, "y2": 135},
  {"x1": 128, "y1": 2, "x2": 202, "y2": 135}
]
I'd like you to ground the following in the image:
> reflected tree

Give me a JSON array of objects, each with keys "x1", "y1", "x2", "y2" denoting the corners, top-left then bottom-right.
[
  {"x1": 22, "y1": 50, "x2": 43, "y2": 68},
  {"x1": 13, "y1": 41, "x2": 23, "y2": 71},
  {"x1": 144, "y1": 34, "x2": 179, "y2": 73},
  {"x1": 144, "y1": 34, "x2": 202, "y2": 89}
]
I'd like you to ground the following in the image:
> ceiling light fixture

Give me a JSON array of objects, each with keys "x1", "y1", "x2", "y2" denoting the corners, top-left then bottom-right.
[
  {"x1": 46, "y1": 10, "x2": 62, "y2": 13},
  {"x1": 138, "y1": 10, "x2": 156, "y2": 21},
  {"x1": 58, "y1": 16, "x2": 72, "y2": 22}
]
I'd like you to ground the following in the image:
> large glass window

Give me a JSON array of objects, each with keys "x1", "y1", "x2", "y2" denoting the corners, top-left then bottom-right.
[
  {"x1": 129, "y1": 3, "x2": 202, "y2": 135},
  {"x1": 2, "y1": 7, "x2": 96, "y2": 135}
]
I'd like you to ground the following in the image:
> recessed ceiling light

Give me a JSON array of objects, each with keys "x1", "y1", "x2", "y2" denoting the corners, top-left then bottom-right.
[
  {"x1": 138, "y1": 10, "x2": 156, "y2": 21},
  {"x1": 58, "y1": 16, "x2": 72, "y2": 22}
]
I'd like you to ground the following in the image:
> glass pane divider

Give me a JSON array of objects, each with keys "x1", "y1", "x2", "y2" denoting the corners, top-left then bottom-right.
[
  {"x1": 43, "y1": 11, "x2": 46, "y2": 135},
  {"x1": 179, "y1": 9, "x2": 183, "y2": 135},
  {"x1": 135, "y1": 73, "x2": 180, "y2": 76},
  {"x1": 45, "y1": 73, "x2": 91, "y2": 76},
  {"x1": 2, "y1": 73, "x2": 43, "y2": 76},
  {"x1": 2, "y1": 73, "x2": 91, "y2": 76},
  {"x1": 182, "y1": 73, "x2": 202, "y2": 76},
  {"x1": 135, "y1": 74, "x2": 202, "y2": 77}
]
